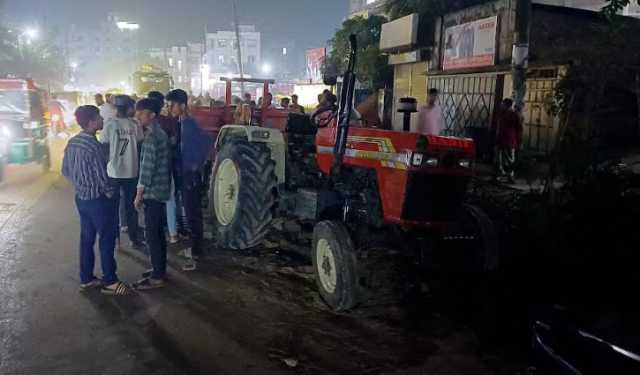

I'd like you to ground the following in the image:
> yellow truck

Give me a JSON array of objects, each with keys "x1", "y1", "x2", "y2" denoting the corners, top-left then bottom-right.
[{"x1": 132, "y1": 65, "x2": 173, "y2": 97}]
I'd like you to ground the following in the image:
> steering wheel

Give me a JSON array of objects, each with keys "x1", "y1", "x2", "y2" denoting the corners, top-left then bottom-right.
[{"x1": 314, "y1": 110, "x2": 337, "y2": 128}]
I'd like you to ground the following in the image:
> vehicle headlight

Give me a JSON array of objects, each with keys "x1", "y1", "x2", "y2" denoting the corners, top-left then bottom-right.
[
  {"x1": 425, "y1": 157, "x2": 439, "y2": 167},
  {"x1": 412, "y1": 153, "x2": 423, "y2": 166},
  {"x1": 459, "y1": 159, "x2": 472, "y2": 168},
  {"x1": 1, "y1": 126, "x2": 11, "y2": 138}
]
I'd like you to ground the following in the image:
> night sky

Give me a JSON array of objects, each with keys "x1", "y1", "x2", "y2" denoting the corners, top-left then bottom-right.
[{"x1": 3, "y1": 0, "x2": 348, "y2": 50}]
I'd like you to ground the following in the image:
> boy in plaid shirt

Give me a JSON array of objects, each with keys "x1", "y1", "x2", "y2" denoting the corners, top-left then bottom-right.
[{"x1": 133, "y1": 99, "x2": 171, "y2": 290}]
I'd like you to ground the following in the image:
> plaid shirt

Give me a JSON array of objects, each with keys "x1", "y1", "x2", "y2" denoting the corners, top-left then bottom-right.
[
  {"x1": 138, "y1": 123, "x2": 171, "y2": 202},
  {"x1": 62, "y1": 132, "x2": 114, "y2": 200}
]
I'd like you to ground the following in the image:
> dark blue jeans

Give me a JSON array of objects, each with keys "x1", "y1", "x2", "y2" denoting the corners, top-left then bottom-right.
[
  {"x1": 144, "y1": 199, "x2": 167, "y2": 280},
  {"x1": 113, "y1": 178, "x2": 140, "y2": 244},
  {"x1": 75, "y1": 195, "x2": 119, "y2": 285}
]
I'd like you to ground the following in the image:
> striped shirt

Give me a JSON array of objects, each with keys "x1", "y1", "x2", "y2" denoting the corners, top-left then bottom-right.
[
  {"x1": 62, "y1": 132, "x2": 114, "y2": 200},
  {"x1": 138, "y1": 123, "x2": 171, "y2": 202}
]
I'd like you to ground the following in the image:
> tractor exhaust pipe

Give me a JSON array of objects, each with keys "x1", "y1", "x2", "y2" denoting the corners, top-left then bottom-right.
[{"x1": 331, "y1": 34, "x2": 358, "y2": 177}]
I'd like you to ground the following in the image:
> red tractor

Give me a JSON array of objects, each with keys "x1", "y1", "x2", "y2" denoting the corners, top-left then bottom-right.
[{"x1": 207, "y1": 36, "x2": 497, "y2": 311}]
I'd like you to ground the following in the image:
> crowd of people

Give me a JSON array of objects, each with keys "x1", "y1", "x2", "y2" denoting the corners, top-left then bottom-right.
[{"x1": 63, "y1": 89, "x2": 212, "y2": 295}]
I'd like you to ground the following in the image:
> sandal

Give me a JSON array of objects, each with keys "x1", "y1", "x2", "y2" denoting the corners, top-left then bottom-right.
[
  {"x1": 80, "y1": 278, "x2": 102, "y2": 291},
  {"x1": 101, "y1": 281, "x2": 134, "y2": 296},
  {"x1": 133, "y1": 277, "x2": 165, "y2": 291}
]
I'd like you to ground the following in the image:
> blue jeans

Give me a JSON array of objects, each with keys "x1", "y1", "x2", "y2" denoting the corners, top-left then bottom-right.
[
  {"x1": 166, "y1": 177, "x2": 178, "y2": 237},
  {"x1": 144, "y1": 199, "x2": 167, "y2": 280},
  {"x1": 113, "y1": 178, "x2": 140, "y2": 243},
  {"x1": 75, "y1": 195, "x2": 119, "y2": 285}
]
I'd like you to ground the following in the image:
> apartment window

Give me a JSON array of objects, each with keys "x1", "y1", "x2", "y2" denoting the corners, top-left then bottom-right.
[
  {"x1": 248, "y1": 55, "x2": 256, "y2": 64},
  {"x1": 178, "y1": 60, "x2": 183, "y2": 72},
  {"x1": 217, "y1": 39, "x2": 227, "y2": 48},
  {"x1": 168, "y1": 58, "x2": 174, "y2": 67},
  {"x1": 247, "y1": 39, "x2": 257, "y2": 48},
  {"x1": 218, "y1": 55, "x2": 225, "y2": 64}
]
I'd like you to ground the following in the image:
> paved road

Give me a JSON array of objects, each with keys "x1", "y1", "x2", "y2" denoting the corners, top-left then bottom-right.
[
  {"x1": 0, "y1": 162, "x2": 189, "y2": 374},
  {"x1": 0, "y1": 137, "x2": 508, "y2": 375}
]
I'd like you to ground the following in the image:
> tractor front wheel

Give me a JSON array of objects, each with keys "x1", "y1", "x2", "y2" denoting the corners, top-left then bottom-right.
[
  {"x1": 210, "y1": 138, "x2": 277, "y2": 250},
  {"x1": 312, "y1": 221, "x2": 359, "y2": 311}
]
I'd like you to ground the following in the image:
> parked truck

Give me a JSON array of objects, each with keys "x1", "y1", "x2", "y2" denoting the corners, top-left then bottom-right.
[{"x1": 132, "y1": 65, "x2": 173, "y2": 97}]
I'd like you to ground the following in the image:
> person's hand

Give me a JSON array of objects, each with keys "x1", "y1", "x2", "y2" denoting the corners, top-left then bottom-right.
[{"x1": 134, "y1": 194, "x2": 143, "y2": 210}]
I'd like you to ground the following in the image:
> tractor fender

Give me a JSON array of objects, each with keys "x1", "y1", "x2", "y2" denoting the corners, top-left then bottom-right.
[{"x1": 215, "y1": 125, "x2": 286, "y2": 187}]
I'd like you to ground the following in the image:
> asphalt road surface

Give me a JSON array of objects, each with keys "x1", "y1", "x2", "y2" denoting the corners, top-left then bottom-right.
[{"x1": 0, "y1": 137, "x2": 516, "y2": 375}]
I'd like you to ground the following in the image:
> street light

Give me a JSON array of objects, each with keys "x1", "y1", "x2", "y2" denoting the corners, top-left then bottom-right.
[
  {"x1": 261, "y1": 63, "x2": 272, "y2": 75},
  {"x1": 116, "y1": 22, "x2": 140, "y2": 31},
  {"x1": 23, "y1": 27, "x2": 39, "y2": 44}
]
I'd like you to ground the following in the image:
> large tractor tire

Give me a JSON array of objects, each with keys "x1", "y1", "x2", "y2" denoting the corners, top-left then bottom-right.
[
  {"x1": 312, "y1": 221, "x2": 359, "y2": 311},
  {"x1": 210, "y1": 138, "x2": 277, "y2": 249}
]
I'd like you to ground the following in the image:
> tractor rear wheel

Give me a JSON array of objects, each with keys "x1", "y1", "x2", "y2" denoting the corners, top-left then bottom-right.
[
  {"x1": 210, "y1": 138, "x2": 277, "y2": 249},
  {"x1": 312, "y1": 221, "x2": 359, "y2": 311}
]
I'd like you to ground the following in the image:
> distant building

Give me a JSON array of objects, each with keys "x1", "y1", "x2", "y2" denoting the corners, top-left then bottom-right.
[
  {"x1": 147, "y1": 43, "x2": 204, "y2": 94},
  {"x1": 349, "y1": 0, "x2": 389, "y2": 18},
  {"x1": 65, "y1": 12, "x2": 141, "y2": 89},
  {"x1": 205, "y1": 25, "x2": 261, "y2": 78}
]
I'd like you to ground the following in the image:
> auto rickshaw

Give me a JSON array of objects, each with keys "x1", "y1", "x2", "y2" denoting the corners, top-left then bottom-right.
[{"x1": 0, "y1": 78, "x2": 51, "y2": 182}]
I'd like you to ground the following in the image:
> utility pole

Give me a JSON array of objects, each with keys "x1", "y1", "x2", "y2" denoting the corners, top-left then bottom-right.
[
  {"x1": 511, "y1": 0, "x2": 532, "y2": 112},
  {"x1": 232, "y1": 0, "x2": 245, "y2": 93}
]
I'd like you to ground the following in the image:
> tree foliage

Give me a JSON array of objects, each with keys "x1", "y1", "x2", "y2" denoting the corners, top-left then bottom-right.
[
  {"x1": 324, "y1": 15, "x2": 392, "y2": 89},
  {"x1": 602, "y1": 0, "x2": 640, "y2": 18}
]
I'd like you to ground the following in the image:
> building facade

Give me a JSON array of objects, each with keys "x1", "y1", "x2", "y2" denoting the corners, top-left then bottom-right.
[
  {"x1": 382, "y1": 1, "x2": 640, "y2": 155},
  {"x1": 205, "y1": 25, "x2": 261, "y2": 78},
  {"x1": 65, "y1": 13, "x2": 141, "y2": 90},
  {"x1": 350, "y1": 0, "x2": 389, "y2": 17}
]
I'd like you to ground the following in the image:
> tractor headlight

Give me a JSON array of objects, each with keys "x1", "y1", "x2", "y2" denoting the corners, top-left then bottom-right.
[
  {"x1": 459, "y1": 159, "x2": 472, "y2": 168},
  {"x1": 425, "y1": 157, "x2": 439, "y2": 167},
  {"x1": 412, "y1": 153, "x2": 423, "y2": 166}
]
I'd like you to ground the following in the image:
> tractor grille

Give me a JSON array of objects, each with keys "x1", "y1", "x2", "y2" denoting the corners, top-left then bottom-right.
[{"x1": 402, "y1": 172, "x2": 470, "y2": 222}]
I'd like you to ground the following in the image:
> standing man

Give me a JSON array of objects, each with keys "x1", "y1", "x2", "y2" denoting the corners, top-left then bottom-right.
[
  {"x1": 95, "y1": 93, "x2": 105, "y2": 107},
  {"x1": 62, "y1": 106, "x2": 132, "y2": 296},
  {"x1": 279, "y1": 97, "x2": 290, "y2": 110},
  {"x1": 417, "y1": 88, "x2": 445, "y2": 136},
  {"x1": 99, "y1": 95, "x2": 145, "y2": 250},
  {"x1": 133, "y1": 99, "x2": 171, "y2": 290},
  {"x1": 166, "y1": 89, "x2": 213, "y2": 272},
  {"x1": 289, "y1": 94, "x2": 305, "y2": 114},
  {"x1": 495, "y1": 98, "x2": 524, "y2": 184},
  {"x1": 99, "y1": 93, "x2": 117, "y2": 122},
  {"x1": 148, "y1": 91, "x2": 180, "y2": 243}
]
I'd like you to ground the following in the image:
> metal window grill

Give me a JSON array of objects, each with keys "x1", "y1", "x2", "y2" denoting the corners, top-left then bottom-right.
[{"x1": 428, "y1": 75, "x2": 497, "y2": 137}]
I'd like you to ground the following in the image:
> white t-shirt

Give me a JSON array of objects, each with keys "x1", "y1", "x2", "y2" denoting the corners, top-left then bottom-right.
[
  {"x1": 418, "y1": 104, "x2": 444, "y2": 136},
  {"x1": 99, "y1": 103, "x2": 117, "y2": 122},
  {"x1": 99, "y1": 117, "x2": 143, "y2": 179}
]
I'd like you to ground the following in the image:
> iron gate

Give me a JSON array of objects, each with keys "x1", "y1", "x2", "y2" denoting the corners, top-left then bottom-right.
[
  {"x1": 428, "y1": 74, "x2": 498, "y2": 137},
  {"x1": 522, "y1": 72, "x2": 558, "y2": 154}
]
